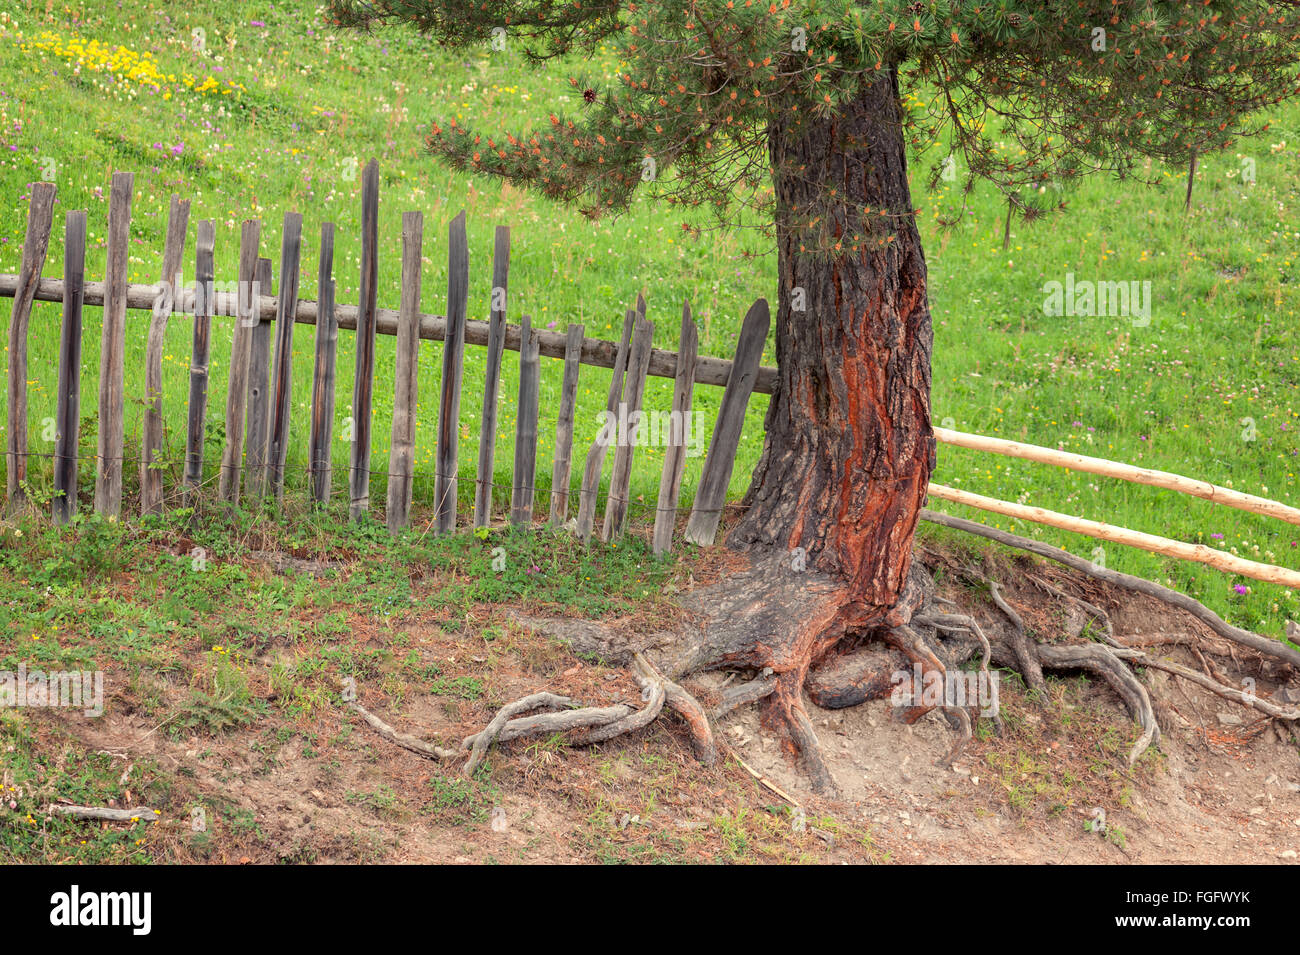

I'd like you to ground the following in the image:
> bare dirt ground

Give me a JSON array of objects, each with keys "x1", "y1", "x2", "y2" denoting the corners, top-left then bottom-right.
[{"x1": 27, "y1": 541, "x2": 1300, "y2": 864}]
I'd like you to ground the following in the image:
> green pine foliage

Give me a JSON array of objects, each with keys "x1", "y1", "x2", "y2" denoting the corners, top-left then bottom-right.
[{"x1": 328, "y1": 1, "x2": 1300, "y2": 243}]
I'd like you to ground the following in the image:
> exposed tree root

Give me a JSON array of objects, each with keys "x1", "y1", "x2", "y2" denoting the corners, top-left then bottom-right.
[
  {"x1": 1108, "y1": 647, "x2": 1300, "y2": 721},
  {"x1": 921, "y1": 509, "x2": 1300, "y2": 670},
  {"x1": 348, "y1": 653, "x2": 716, "y2": 775},
  {"x1": 711, "y1": 669, "x2": 776, "y2": 720},
  {"x1": 761, "y1": 667, "x2": 840, "y2": 795},
  {"x1": 464, "y1": 692, "x2": 581, "y2": 776},
  {"x1": 656, "y1": 666, "x2": 719, "y2": 766},
  {"x1": 1035, "y1": 643, "x2": 1160, "y2": 766},
  {"x1": 805, "y1": 648, "x2": 900, "y2": 709},
  {"x1": 347, "y1": 700, "x2": 460, "y2": 761},
  {"x1": 348, "y1": 520, "x2": 1299, "y2": 794}
]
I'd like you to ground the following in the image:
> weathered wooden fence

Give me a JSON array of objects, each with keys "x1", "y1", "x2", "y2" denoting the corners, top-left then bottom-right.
[
  {"x1": 0, "y1": 164, "x2": 770, "y2": 557},
  {"x1": 3, "y1": 164, "x2": 1300, "y2": 588}
]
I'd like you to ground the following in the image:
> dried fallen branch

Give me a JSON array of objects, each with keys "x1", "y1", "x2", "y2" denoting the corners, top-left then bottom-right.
[
  {"x1": 47, "y1": 805, "x2": 158, "y2": 823},
  {"x1": 725, "y1": 745, "x2": 801, "y2": 808}
]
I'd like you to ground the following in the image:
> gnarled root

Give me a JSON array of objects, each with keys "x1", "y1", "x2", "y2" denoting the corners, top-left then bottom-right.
[
  {"x1": 349, "y1": 653, "x2": 717, "y2": 776},
  {"x1": 350, "y1": 525, "x2": 1298, "y2": 796},
  {"x1": 805, "y1": 647, "x2": 902, "y2": 709},
  {"x1": 1036, "y1": 643, "x2": 1160, "y2": 766},
  {"x1": 761, "y1": 667, "x2": 839, "y2": 796}
]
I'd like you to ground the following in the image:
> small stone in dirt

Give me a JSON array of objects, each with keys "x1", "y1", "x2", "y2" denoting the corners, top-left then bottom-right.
[
  {"x1": 1281, "y1": 850, "x2": 1298, "y2": 860},
  {"x1": 1217, "y1": 711, "x2": 1244, "y2": 726},
  {"x1": 970, "y1": 776, "x2": 980, "y2": 785},
  {"x1": 811, "y1": 827, "x2": 834, "y2": 845},
  {"x1": 490, "y1": 807, "x2": 508, "y2": 833}
]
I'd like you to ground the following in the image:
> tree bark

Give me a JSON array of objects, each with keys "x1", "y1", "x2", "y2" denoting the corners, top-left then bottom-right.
[{"x1": 732, "y1": 68, "x2": 935, "y2": 630}]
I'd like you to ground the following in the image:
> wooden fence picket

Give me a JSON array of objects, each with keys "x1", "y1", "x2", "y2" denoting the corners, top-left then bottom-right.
[
  {"x1": 244, "y1": 257, "x2": 274, "y2": 498},
  {"x1": 474, "y1": 225, "x2": 510, "y2": 528},
  {"x1": 684, "y1": 298, "x2": 769, "y2": 545},
  {"x1": 575, "y1": 309, "x2": 635, "y2": 539},
  {"x1": 218, "y1": 219, "x2": 262, "y2": 504},
  {"x1": 652, "y1": 303, "x2": 698, "y2": 555},
  {"x1": 435, "y1": 210, "x2": 469, "y2": 534},
  {"x1": 268, "y1": 212, "x2": 304, "y2": 499},
  {"x1": 549, "y1": 322, "x2": 584, "y2": 525},
  {"x1": 386, "y1": 211, "x2": 424, "y2": 533},
  {"x1": 52, "y1": 210, "x2": 87, "y2": 524},
  {"x1": 350, "y1": 159, "x2": 380, "y2": 521},
  {"x1": 140, "y1": 193, "x2": 191, "y2": 515},
  {"x1": 94, "y1": 172, "x2": 135, "y2": 517},
  {"x1": 4, "y1": 180, "x2": 56, "y2": 511},
  {"x1": 309, "y1": 223, "x2": 338, "y2": 506},
  {"x1": 602, "y1": 315, "x2": 654, "y2": 542},
  {"x1": 182, "y1": 220, "x2": 216, "y2": 507},
  {"x1": 510, "y1": 315, "x2": 540, "y2": 527}
]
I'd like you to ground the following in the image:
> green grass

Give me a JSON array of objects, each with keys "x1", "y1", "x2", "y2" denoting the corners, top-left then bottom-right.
[
  {"x1": 0, "y1": 0, "x2": 1298, "y2": 640},
  {"x1": 0, "y1": 709, "x2": 160, "y2": 862}
]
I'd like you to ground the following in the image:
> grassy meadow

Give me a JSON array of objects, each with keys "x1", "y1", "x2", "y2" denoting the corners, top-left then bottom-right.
[{"x1": 0, "y1": 0, "x2": 1298, "y2": 640}]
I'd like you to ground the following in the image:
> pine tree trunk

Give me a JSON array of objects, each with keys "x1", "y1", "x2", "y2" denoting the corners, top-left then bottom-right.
[{"x1": 732, "y1": 68, "x2": 935, "y2": 627}]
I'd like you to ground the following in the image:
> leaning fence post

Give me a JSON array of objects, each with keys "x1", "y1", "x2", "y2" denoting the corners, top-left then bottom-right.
[
  {"x1": 684, "y1": 298, "x2": 769, "y2": 545},
  {"x1": 5, "y1": 180, "x2": 56, "y2": 511},
  {"x1": 52, "y1": 209, "x2": 87, "y2": 524}
]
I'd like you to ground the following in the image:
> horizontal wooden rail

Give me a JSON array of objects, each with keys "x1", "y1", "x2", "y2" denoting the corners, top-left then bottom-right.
[
  {"x1": 935, "y1": 426, "x2": 1300, "y2": 527},
  {"x1": 0, "y1": 274, "x2": 779, "y2": 395},
  {"x1": 928, "y1": 483, "x2": 1300, "y2": 589}
]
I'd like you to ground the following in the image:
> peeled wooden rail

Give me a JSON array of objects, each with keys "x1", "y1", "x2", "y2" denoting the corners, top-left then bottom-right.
[
  {"x1": 928, "y1": 483, "x2": 1300, "y2": 589},
  {"x1": 934, "y1": 426, "x2": 1300, "y2": 527}
]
